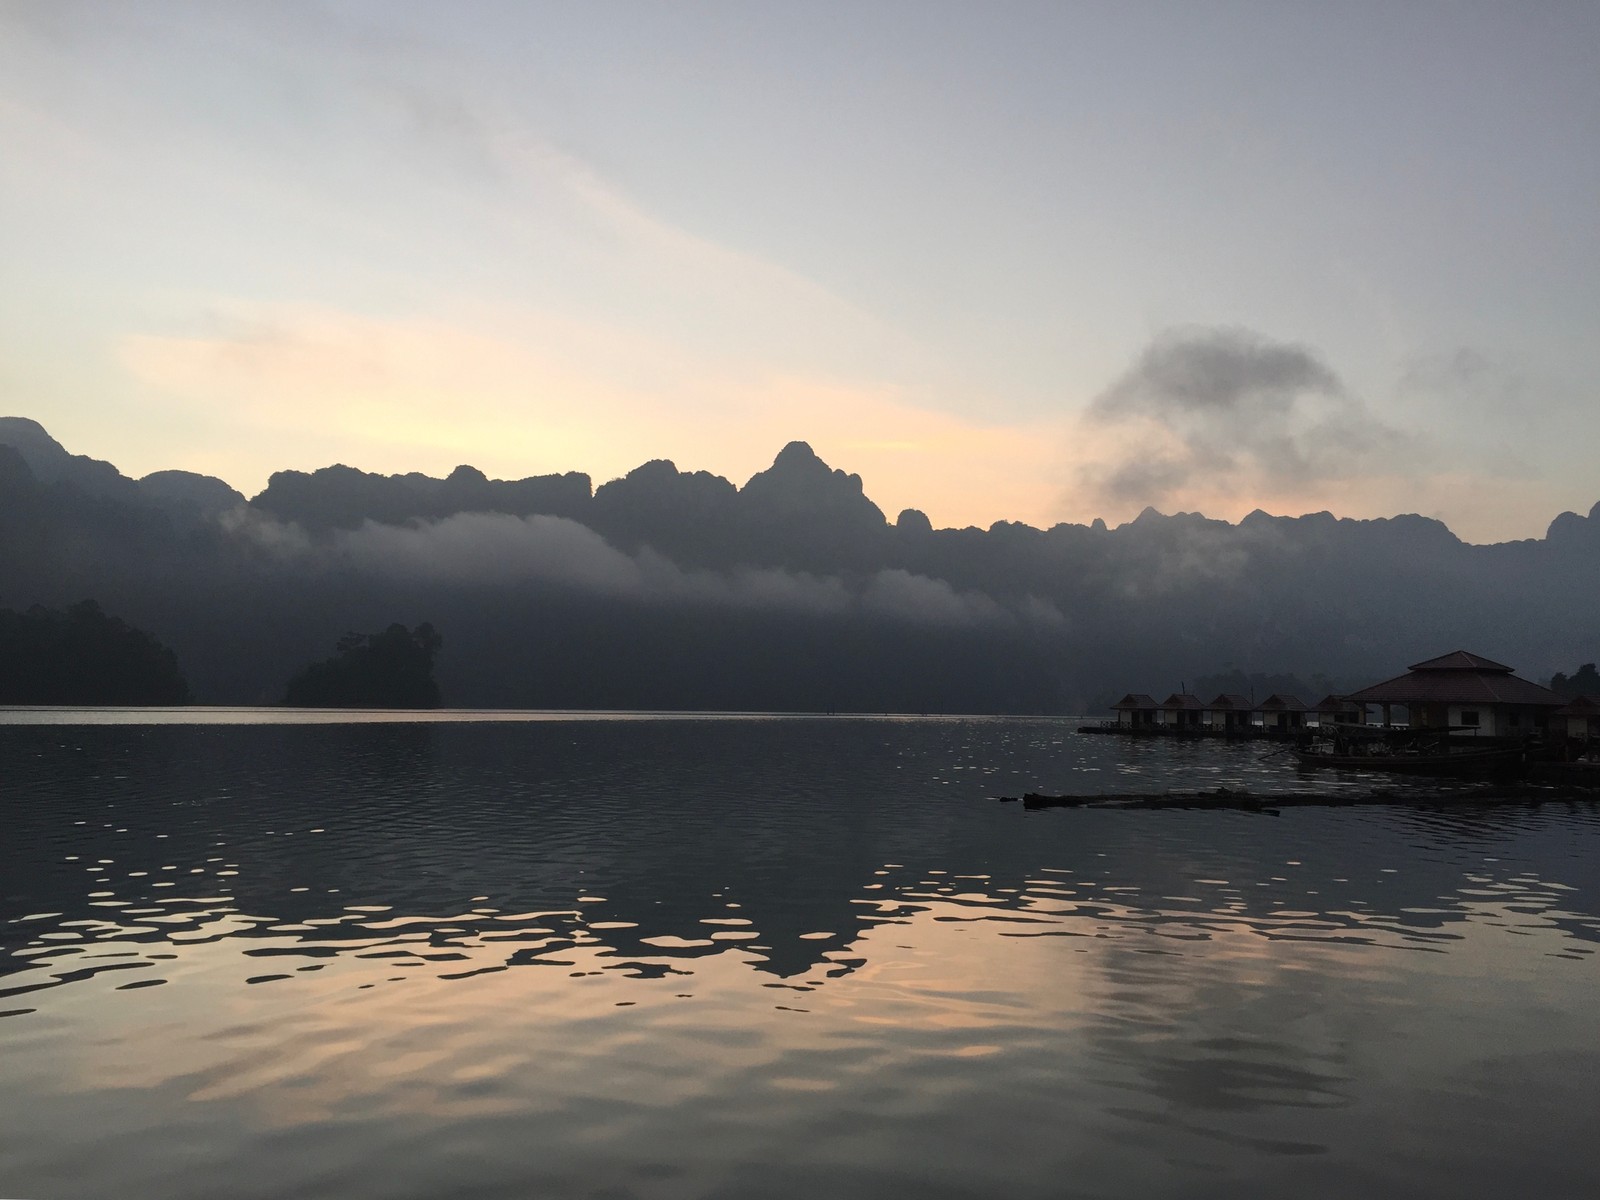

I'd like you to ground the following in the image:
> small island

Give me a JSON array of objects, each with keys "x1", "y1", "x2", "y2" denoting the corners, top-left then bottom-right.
[
  {"x1": 283, "y1": 623, "x2": 443, "y2": 709},
  {"x1": 0, "y1": 599, "x2": 189, "y2": 704}
]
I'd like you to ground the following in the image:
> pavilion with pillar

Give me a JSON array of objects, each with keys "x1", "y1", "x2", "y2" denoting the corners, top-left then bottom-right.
[{"x1": 1344, "y1": 651, "x2": 1567, "y2": 736}]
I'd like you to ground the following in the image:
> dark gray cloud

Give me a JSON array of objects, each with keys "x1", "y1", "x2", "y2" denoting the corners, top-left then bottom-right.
[
  {"x1": 1093, "y1": 327, "x2": 1343, "y2": 417},
  {"x1": 1084, "y1": 327, "x2": 1410, "y2": 506}
]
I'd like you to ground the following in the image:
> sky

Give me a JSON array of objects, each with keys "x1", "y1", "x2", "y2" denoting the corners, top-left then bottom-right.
[{"x1": 2, "y1": 0, "x2": 1597, "y2": 542}]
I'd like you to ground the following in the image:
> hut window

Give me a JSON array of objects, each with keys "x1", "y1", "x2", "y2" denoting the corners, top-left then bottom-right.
[{"x1": 1460, "y1": 710, "x2": 1480, "y2": 727}]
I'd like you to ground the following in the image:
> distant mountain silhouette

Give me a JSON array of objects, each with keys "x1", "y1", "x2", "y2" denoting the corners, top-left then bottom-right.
[
  {"x1": 1, "y1": 416, "x2": 1597, "y2": 709},
  {"x1": 253, "y1": 461, "x2": 591, "y2": 532},
  {"x1": 0, "y1": 417, "x2": 138, "y2": 500},
  {"x1": 137, "y1": 469, "x2": 246, "y2": 516},
  {"x1": 589, "y1": 441, "x2": 890, "y2": 573},
  {"x1": 589, "y1": 458, "x2": 767, "y2": 576},
  {"x1": 0, "y1": 417, "x2": 243, "y2": 515},
  {"x1": 737, "y1": 441, "x2": 889, "y2": 572}
]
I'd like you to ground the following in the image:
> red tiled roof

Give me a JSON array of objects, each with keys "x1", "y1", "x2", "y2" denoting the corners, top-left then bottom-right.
[
  {"x1": 1347, "y1": 669, "x2": 1564, "y2": 707},
  {"x1": 1257, "y1": 693, "x2": 1308, "y2": 712},
  {"x1": 1112, "y1": 693, "x2": 1159, "y2": 709},
  {"x1": 1557, "y1": 695, "x2": 1600, "y2": 717},
  {"x1": 1407, "y1": 650, "x2": 1513, "y2": 672},
  {"x1": 1312, "y1": 694, "x2": 1361, "y2": 712},
  {"x1": 1160, "y1": 693, "x2": 1204, "y2": 710},
  {"x1": 1206, "y1": 694, "x2": 1253, "y2": 710}
]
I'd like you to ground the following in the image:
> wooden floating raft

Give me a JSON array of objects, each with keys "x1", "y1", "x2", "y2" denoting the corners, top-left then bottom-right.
[{"x1": 997, "y1": 783, "x2": 1599, "y2": 812}]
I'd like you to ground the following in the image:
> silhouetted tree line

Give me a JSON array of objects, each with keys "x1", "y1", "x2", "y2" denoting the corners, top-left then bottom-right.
[
  {"x1": 0, "y1": 599, "x2": 189, "y2": 704},
  {"x1": 1550, "y1": 663, "x2": 1600, "y2": 698},
  {"x1": 0, "y1": 600, "x2": 444, "y2": 709},
  {"x1": 283, "y1": 623, "x2": 443, "y2": 708},
  {"x1": 1190, "y1": 669, "x2": 1343, "y2": 704}
]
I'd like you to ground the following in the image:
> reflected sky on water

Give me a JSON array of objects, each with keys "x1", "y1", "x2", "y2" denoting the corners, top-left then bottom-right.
[{"x1": 3, "y1": 717, "x2": 1598, "y2": 1199}]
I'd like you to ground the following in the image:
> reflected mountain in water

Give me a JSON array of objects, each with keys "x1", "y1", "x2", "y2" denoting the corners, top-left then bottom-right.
[
  {"x1": 5, "y1": 720, "x2": 1597, "y2": 1009},
  {"x1": 5, "y1": 718, "x2": 1600, "y2": 1200}
]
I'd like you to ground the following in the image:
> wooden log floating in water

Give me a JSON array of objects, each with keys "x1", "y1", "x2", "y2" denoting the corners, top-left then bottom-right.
[{"x1": 997, "y1": 783, "x2": 1600, "y2": 812}]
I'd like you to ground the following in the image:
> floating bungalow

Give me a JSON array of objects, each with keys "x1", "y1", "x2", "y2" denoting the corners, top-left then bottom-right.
[
  {"x1": 1294, "y1": 651, "x2": 1571, "y2": 776},
  {"x1": 1110, "y1": 693, "x2": 1160, "y2": 730},
  {"x1": 1555, "y1": 695, "x2": 1600, "y2": 745},
  {"x1": 1087, "y1": 650, "x2": 1596, "y2": 783},
  {"x1": 1159, "y1": 692, "x2": 1205, "y2": 730},
  {"x1": 1311, "y1": 694, "x2": 1363, "y2": 727},
  {"x1": 1092, "y1": 650, "x2": 1578, "y2": 746},
  {"x1": 1205, "y1": 694, "x2": 1254, "y2": 733},
  {"x1": 1256, "y1": 693, "x2": 1309, "y2": 732},
  {"x1": 1343, "y1": 650, "x2": 1565, "y2": 736},
  {"x1": 1097, "y1": 692, "x2": 1244, "y2": 736}
]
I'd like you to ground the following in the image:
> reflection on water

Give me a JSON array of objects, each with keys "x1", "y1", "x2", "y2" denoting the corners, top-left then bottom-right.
[{"x1": 2, "y1": 719, "x2": 1598, "y2": 1199}]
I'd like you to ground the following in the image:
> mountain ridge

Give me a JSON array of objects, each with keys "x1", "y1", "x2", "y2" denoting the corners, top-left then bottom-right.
[
  {"x1": 1, "y1": 416, "x2": 1596, "y2": 709},
  {"x1": 9, "y1": 415, "x2": 1594, "y2": 547}
]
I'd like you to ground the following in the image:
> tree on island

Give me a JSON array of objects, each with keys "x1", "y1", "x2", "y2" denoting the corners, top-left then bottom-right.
[
  {"x1": 1551, "y1": 663, "x2": 1600, "y2": 698},
  {"x1": 0, "y1": 599, "x2": 189, "y2": 704},
  {"x1": 283, "y1": 623, "x2": 443, "y2": 708}
]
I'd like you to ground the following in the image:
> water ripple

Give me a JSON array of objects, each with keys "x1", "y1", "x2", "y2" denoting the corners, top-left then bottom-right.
[{"x1": 2, "y1": 720, "x2": 1598, "y2": 1199}]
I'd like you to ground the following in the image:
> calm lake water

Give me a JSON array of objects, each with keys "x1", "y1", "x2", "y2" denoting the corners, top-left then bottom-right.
[{"x1": 3, "y1": 713, "x2": 1598, "y2": 1199}]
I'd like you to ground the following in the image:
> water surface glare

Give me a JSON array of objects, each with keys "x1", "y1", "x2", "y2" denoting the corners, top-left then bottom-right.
[{"x1": 3, "y1": 716, "x2": 1599, "y2": 1199}]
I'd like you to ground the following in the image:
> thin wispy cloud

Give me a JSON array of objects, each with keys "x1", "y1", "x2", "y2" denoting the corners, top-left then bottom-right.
[{"x1": 4, "y1": 4, "x2": 1598, "y2": 544}]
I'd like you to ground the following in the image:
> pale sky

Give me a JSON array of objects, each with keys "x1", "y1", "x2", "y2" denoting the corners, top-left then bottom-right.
[{"x1": 2, "y1": 0, "x2": 1597, "y2": 541}]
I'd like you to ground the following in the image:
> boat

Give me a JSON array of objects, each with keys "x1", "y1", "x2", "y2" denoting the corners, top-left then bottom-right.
[{"x1": 1292, "y1": 725, "x2": 1532, "y2": 776}]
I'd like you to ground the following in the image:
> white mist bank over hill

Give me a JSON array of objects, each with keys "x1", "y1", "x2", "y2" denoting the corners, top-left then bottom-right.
[{"x1": 2, "y1": 416, "x2": 1597, "y2": 709}]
